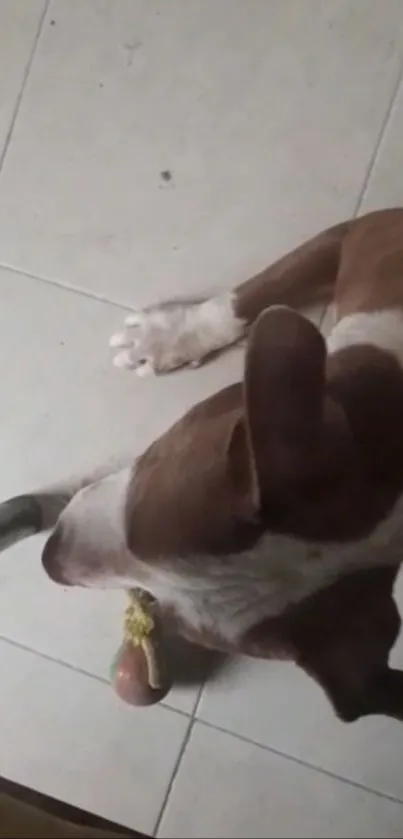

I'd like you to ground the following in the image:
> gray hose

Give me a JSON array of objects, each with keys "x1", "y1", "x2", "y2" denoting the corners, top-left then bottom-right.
[{"x1": 0, "y1": 495, "x2": 43, "y2": 552}]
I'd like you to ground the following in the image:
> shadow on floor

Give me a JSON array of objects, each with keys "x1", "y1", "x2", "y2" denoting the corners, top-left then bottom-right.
[{"x1": 164, "y1": 633, "x2": 235, "y2": 692}]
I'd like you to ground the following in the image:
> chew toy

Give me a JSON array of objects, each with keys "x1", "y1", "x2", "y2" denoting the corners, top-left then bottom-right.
[{"x1": 111, "y1": 588, "x2": 171, "y2": 706}]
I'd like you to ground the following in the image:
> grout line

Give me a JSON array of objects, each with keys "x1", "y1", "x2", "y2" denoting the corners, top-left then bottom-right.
[
  {"x1": 353, "y1": 63, "x2": 403, "y2": 217},
  {"x1": 322, "y1": 65, "x2": 403, "y2": 336},
  {"x1": 2, "y1": 633, "x2": 403, "y2": 812},
  {"x1": 190, "y1": 651, "x2": 229, "y2": 724},
  {"x1": 0, "y1": 632, "x2": 192, "y2": 719},
  {"x1": 0, "y1": 632, "x2": 111, "y2": 683},
  {"x1": 193, "y1": 717, "x2": 403, "y2": 809},
  {"x1": 153, "y1": 716, "x2": 194, "y2": 837},
  {"x1": 3, "y1": 615, "x2": 403, "y2": 816},
  {"x1": 0, "y1": 18, "x2": 401, "y2": 313},
  {"x1": 0, "y1": 0, "x2": 50, "y2": 177},
  {"x1": 192, "y1": 674, "x2": 211, "y2": 719},
  {"x1": 0, "y1": 260, "x2": 135, "y2": 312}
]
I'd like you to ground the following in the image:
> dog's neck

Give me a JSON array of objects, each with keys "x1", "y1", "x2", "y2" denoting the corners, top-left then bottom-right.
[{"x1": 327, "y1": 311, "x2": 403, "y2": 480}]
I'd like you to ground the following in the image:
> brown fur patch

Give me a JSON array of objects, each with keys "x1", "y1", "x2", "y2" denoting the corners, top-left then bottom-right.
[
  {"x1": 235, "y1": 221, "x2": 349, "y2": 324},
  {"x1": 234, "y1": 209, "x2": 403, "y2": 323},
  {"x1": 335, "y1": 209, "x2": 403, "y2": 316},
  {"x1": 125, "y1": 384, "x2": 263, "y2": 558}
]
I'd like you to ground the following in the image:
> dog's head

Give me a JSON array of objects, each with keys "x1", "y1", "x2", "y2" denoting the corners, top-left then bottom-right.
[{"x1": 41, "y1": 307, "x2": 369, "y2": 589}]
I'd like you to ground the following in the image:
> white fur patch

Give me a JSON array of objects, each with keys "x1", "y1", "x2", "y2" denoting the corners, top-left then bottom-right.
[
  {"x1": 109, "y1": 293, "x2": 244, "y2": 373},
  {"x1": 51, "y1": 469, "x2": 135, "y2": 587},
  {"x1": 327, "y1": 310, "x2": 403, "y2": 367},
  {"x1": 134, "y1": 497, "x2": 403, "y2": 641}
]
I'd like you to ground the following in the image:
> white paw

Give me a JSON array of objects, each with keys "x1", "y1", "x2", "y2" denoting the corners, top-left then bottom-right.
[{"x1": 109, "y1": 295, "x2": 243, "y2": 375}]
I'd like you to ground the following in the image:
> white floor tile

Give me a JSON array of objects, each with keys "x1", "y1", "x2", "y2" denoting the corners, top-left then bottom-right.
[
  {"x1": 0, "y1": 638, "x2": 188, "y2": 833},
  {"x1": 197, "y1": 570, "x2": 403, "y2": 802},
  {"x1": 0, "y1": 267, "x2": 243, "y2": 714},
  {"x1": 158, "y1": 722, "x2": 403, "y2": 839},
  {"x1": 0, "y1": 1, "x2": 402, "y2": 305},
  {"x1": 0, "y1": 268, "x2": 244, "y2": 494},
  {"x1": 0, "y1": 1, "x2": 45, "y2": 156}
]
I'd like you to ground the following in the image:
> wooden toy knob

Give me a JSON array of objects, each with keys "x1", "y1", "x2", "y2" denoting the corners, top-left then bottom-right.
[
  {"x1": 111, "y1": 637, "x2": 171, "y2": 706},
  {"x1": 111, "y1": 589, "x2": 172, "y2": 707}
]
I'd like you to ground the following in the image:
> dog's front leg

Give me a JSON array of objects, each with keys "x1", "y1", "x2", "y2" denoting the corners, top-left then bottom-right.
[
  {"x1": 109, "y1": 222, "x2": 347, "y2": 374},
  {"x1": 306, "y1": 664, "x2": 403, "y2": 724},
  {"x1": 354, "y1": 669, "x2": 403, "y2": 721},
  {"x1": 286, "y1": 566, "x2": 403, "y2": 722}
]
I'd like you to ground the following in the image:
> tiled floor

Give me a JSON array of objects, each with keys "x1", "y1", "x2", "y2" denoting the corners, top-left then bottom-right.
[{"x1": 1, "y1": 1, "x2": 403, "y2": 836}]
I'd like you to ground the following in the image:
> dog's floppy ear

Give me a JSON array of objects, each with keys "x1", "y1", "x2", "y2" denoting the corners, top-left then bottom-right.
[
  {"x1": 226, "y1": 415, "x2": 260, "y2": 519},
  {"x1": 243, "y1": 306, "x2": 342, "y2": 503}
]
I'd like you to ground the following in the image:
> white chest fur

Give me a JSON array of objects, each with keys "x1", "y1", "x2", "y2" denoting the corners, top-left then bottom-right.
[
  {"x1": 140, "y1": 497, "x2": 403, "y2": 641},
  {"x1": 61, "y1": 471, "x2": 403, "y2": 643}
]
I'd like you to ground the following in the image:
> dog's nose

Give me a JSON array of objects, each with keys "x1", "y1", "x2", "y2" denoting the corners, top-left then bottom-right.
[{"x1": 41, "y1": 528, "x2": 72, "y2": 586}]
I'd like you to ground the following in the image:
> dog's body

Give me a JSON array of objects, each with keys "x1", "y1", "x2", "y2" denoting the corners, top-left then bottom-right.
[{"x1": 3, "y1": 207, "x2": 403, "y2": 721}]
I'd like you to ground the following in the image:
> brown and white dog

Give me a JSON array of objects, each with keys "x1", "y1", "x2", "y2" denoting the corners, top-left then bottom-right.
[{"x1": 2, "y1": 207, "x2": 403, "y2": 722}]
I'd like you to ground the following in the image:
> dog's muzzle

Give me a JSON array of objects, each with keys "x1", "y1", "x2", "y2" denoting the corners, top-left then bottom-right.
[{"x1": 41, "y1": 527, "x2": 73, "y2": 586}]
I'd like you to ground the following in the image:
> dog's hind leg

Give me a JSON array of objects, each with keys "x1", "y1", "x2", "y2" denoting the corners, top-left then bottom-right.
[{"x1": 109, "y1": 221, "x2": 349, "y2": 374}]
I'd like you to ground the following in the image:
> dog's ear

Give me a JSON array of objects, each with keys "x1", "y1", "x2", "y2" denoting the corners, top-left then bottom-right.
[
  {"x1": 242, "y1": 306, "x2": 345, "y2": 504},
  {"x1": 226, "y1": 415, "x2": 260, "y2": 519}
]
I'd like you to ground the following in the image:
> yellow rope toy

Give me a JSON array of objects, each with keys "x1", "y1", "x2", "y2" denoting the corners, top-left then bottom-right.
[
  {"x1": 124, "y1": 588, "x2": 155, "y2": 644},
  {"x1": 111, "y1": 587, "x2": 170, "y2": 705},
  {"x1": 122, "y1": 588, "x2": 161, "y2": 691}
]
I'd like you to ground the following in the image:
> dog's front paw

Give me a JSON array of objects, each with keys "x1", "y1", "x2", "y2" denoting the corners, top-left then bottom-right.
[{"x1": 109, "y1": 295, "x2": 244, "y2": 375}]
